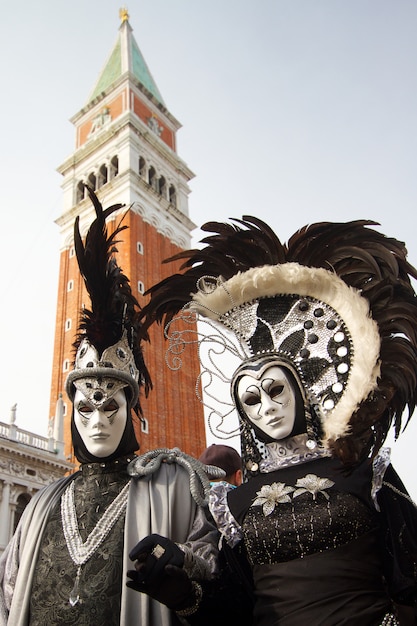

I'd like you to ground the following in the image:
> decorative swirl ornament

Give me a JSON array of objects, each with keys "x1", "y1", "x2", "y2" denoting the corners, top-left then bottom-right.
[{"x1": 127, "y1": 448, "x2": 225, "y2": 507}]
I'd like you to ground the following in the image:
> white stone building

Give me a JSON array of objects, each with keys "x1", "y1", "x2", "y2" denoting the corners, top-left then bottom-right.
[{"x1": 0, "y1": 402, "x2": 73, "y2": 555}]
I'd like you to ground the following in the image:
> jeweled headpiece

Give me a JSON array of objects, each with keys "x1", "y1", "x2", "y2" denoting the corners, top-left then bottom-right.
[
  {"x1": 141, "y1": 217, "x2": 417, "y2": 466},
  {"x1": 193, "y1": 263, "x2": 380, "y2": 447},
  {"x1": 65, "y1": 186, "x2": 151, "y2": 414}
]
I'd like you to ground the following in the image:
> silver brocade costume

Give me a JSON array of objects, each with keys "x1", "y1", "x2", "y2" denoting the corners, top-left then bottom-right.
[{"x1": 0, "y1": 456, "x2": 219, "y2": 626}]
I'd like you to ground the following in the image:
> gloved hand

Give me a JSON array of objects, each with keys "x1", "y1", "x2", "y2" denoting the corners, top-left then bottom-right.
[
  {"x1": 127, "y1": 534, "x2": 194, "y2": 610},
  {"x1": 128, "y1": 534, "x2": 185, "y2": 584}
]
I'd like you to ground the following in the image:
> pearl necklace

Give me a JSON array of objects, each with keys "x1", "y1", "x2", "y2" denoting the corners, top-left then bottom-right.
[{"x1": 61, "y1": 479, "x2": 130, "y2": 606}]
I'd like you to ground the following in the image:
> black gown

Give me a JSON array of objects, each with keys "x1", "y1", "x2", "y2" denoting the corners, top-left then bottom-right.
[{"x1": 208, "y1": 454, "x2": 417, "y2": 625}]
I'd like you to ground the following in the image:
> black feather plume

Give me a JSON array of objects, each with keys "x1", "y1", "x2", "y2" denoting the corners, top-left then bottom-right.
[
  {"x1": 141, "y1": 216, "x2": 417, "y2": 464},
  {"x1": 73, "y1": 185, "x2": 151, "y2": 411}
]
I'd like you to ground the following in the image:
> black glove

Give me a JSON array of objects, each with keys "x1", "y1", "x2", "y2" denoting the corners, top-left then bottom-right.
[
  {"x1": 127, "y1": 534, "x2": 194, "y2": 610},
  {"x1": 128, "y1": 533, "x2": 185, "y2": 584}
]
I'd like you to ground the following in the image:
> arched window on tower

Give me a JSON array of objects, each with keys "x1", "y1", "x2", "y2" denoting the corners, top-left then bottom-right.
[
  {"x1": 13, "y1": 493, "x2": 31, "y2": 533},
  {"x1": 169, "y1": 185, "x2": 177, "y2": 207},
  {"x1": 76, "y1": 181, "x2": 85, "y2": 204},
  {"x1": 148, "y1": 166, "x2": 157, "y2": 191},
  {"x1": 110, "y1": 156, "x2": 119, "y2": 179},
  {"x1": 139, "y1": 156, "x2": 146, "y2": 177},
  {"x1": 158, "y1": 176, "x2": 166, "y2": 198},
  {"x1": 98, "y1": 164, "x2": 108, "y2": 188},
  {"x1": 87, "y1": 172, "x2": 97, "y2": 190}
]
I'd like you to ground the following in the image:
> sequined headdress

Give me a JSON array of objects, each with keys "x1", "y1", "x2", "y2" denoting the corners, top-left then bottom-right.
[
  {"x1": 65, "y1": 186, "x2": 151, "y2": 415},
  {"x1": 141, "y1": 217, "x2": 417, "y2": 466}
]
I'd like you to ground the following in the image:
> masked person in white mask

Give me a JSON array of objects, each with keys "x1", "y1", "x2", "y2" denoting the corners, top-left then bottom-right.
[
  {"x1": 0, "y1": 187, "x2": 220, "y2": 626},
  {"x1": 138, "y1": 216, "x2": 417, "y2": 625}
]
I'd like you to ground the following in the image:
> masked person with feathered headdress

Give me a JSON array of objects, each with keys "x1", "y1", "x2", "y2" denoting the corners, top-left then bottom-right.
[
  {"x1": 136, "y1": 216, "x2": 417, "y2": 625},
  {"x1": 0, "y1": 188, "x2": 220, "y2": 626}
]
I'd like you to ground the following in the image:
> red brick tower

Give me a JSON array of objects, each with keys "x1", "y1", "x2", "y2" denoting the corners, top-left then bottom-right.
[{"x1": 49, "y1": 9, "x2": 206, "y2": 464}]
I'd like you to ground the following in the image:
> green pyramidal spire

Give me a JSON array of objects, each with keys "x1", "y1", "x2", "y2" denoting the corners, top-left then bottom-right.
[{"x1": 87, "y1": 8, "x2": 165, "y2": 106}]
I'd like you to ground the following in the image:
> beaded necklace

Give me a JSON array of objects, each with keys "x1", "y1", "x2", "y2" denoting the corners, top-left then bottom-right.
[{"x1": 61, "y1": 479, "x2": 130, "y2": 606}]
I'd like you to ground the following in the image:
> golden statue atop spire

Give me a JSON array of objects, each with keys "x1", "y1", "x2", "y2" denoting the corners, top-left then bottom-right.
[{"x1": 119, "y1": 6, "x2": 129, "y2": 23}]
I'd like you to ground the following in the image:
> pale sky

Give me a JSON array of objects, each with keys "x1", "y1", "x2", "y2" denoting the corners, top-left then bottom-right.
[{"x1": 0, "y1": 0, "x2": 416, "y2": 497}]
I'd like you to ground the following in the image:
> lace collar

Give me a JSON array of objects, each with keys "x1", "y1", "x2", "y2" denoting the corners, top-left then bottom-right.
[{"x1": 260, "y1": 434, "x2": 331, "y2": 472}]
